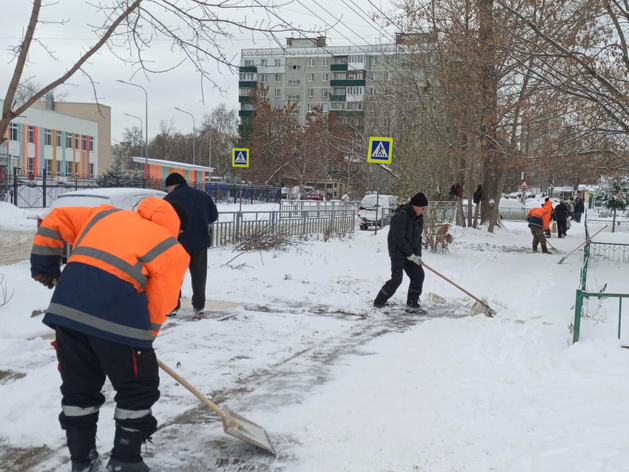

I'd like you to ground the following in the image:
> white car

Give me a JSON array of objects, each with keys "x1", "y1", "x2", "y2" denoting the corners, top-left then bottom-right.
[
  {"x1": 358, "y1": 194, "x2": 398, "y2": 230},
  {"x1": 38, "y1": 188, "x2": 168, "y2": 261}
]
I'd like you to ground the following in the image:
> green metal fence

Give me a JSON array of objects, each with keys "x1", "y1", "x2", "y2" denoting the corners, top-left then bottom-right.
[{"x1": 572, "y1": 217, "x2": 629, "y2": 343}]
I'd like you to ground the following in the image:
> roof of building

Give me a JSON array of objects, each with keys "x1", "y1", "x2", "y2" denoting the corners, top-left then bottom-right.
[{"x1": 131, "y1": 156, "x2": 214, "y2": 173}]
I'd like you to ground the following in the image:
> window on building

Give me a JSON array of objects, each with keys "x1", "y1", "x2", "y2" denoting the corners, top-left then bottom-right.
[
  {"x1": 261, "y1": 59, "x2": 267, "y2": 67},
  {"x1": 287, "y1": 94, "x2": 301, "y2": 100},
  {"x1": 308, "y1": 74, "x2": 315, "y2": 82},
  {"x1": 27, "y1": 157, "x2": 34, "y2": 173},
  {"x1": 274, "y1": 74, "x2": 282, "y2": 82},
  {"x1": 44, "y1": 129, "x2": 52, "y2": 146},
  {"x1": 322, "y1": 89, "x2": 329, "y2": 98},
  {"x1": 56, "y1": 130, "x2": 62, "y2": 147},
  {"x1": 288, "y1": 64, "x2": 300, "y2": 70},
  {"x1": 239, "y1": 72, "x2": 255, "y2": 80},
  {"x1": 370, "y1": 56, "x2": 377, "y2": 66},
  {"x1": 308, "y1": 89, "x2": 314, "y2": 97},
  {"x1": 367, "y1": 87, "x2": 376, "y2": 96},
  {"x1": 322, "y1": 58, "x2": 329, "y2": 66},
  {"x1": 66, "y1": 134, "x2": 72, "y2": 149},
  {"x1": 334, "y1": 73, "x2": 345, "y2": 80},
  {"x1": 66, "y1": 161, "x2": 73, "y2": 176},
  {"x1": 275, "y1": 59, "x2": 281, "y2": 66},
  {"x1": 9, "y1": 123, "x2": 18, "y2": 141},
  {"x1": 386, "y1": 72, "x2": 393, "y2": 81},
  {"x1": 243, "y1": 104, "x2": 255, "y2": 111},
  {"x1": 27, "y1": 126, "x2": 34, "y2": 144},
  {"x1": 323, "y1": 103, "x2": 329, "y2": 112},
  {"x1": 45, "y1": 159, "x2": 53, "y2": 176},
  {"x1": 291, "y1": 107, "x2": 300, "y2": 114},
  {"x1": 244, "y1": 60, "x2": 254, "y2": 66},
  {"x1": 239, "y1": 88, "x2": 253, "y2": 96},
  {"x1": 259, "y1": 74, "x2": 267, "y2": 82},
  {"x1": 90, "y1": 164, "x2": 95, "y2": 178},
  {"x1": 273, "y1": 104, "x2": 281, "y2": 110},
  {"x1": 273, "y1": 89, "x2": 281, "y2": 98},
  {"x1": 308, "y1": 58, "x2": 315, "y2": 67},
  {"x1": 321, "y1": 73, "x2": 329, "y2": 82},
  {"x1": 307, "y1": 104, "x2": 316, "y2": 112},
  {"x1": 347, "y1": 86, "x2": 364, "y2": 95},
  {"x1": 74, "y1": 135, "x2": 79, "y2": 149},
  {"x1": 89, "y1": 136, "x2": 94, "y2": 152},
  {"x1": 56, "y1": 159, "x2": 62, "y2": 176},
  {"x1": 288, "y1": 79, "x2": 301, "y2": 86},
  {"x1": 369, "y1": 72, "x2": 377, "y2": 81},
  {"x1": 348, "y1": 55, "x2": 364, "y2": 63},
  {"x1": 82, "y1": 135, "x2": 87, "y2": 151}
]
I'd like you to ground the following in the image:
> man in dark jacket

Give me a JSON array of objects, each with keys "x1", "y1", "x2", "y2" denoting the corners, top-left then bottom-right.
[
  {"x1": 164, "y1": 172, "x2": 218, "y2": 314},
  {"x1": 552, "y1": 200, "x2": 574, "y2": 238},
  {"x1": 573, "y1": 197, "x2": 585, "y2": 222},
  {"x1": 373, "y1": 192, "x2": 428, "y2": 314}
]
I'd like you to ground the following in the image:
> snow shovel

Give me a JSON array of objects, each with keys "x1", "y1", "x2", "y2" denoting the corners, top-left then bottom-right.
[
  {"x1": 157, "y1": 359, "x2": 276, "y2": 455},
  {"x1": 412, "y1": 259, "x2": 496, "y2": 317},
  {"x1": 557, "y1": 225, "x2": 608, "y2": 264}
]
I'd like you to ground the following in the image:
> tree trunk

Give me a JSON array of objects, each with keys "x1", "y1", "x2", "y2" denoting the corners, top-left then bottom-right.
[{"x1": 613, "y1": 208, "x2": 617, "y2": 233}]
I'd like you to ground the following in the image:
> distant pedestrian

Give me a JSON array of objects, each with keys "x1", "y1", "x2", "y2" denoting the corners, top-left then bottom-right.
[
  {"x1": 573, "y1": 197, "x2": 585, "y2": 223},
  {"x1": 527, "y1": 203, "x2": 552, "y2": 253},
  {"x1": 164, "y1": 172, "x2": 219, "y2": 315},
  {"x1": 551, "y1": 200, "x2": 574, "y2": 238},
  {"x1": 373, "y1": 192, "x2": 428, "y2": 314}
]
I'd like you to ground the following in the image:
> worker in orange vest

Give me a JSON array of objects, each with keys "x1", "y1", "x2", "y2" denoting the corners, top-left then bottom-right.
[
  {"x1": 31, "y1": 197, "x2": 190, "y2": 472},
  {"x1": 527, "y1": 204, "x2": 552, "y2": 253}
]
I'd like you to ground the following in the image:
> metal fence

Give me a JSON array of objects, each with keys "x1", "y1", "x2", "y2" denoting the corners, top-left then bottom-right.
[
  {"x1": 204, "y1": 182, "x2": 281, "y2": 204},
  {"x1": 211, "y1": 209, "x2": 355, "y2": 246}
]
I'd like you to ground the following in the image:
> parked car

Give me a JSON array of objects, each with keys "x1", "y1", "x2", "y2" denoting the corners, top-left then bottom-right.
[
  {"x1": 358, "y1": 194, "x2": 398, "y2": 230},
  {"x1": 37, "y1": 188, "x2": 168, "y2": 262}
]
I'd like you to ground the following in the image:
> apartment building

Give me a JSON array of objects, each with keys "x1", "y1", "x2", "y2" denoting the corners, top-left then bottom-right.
[
  {"x1": 239, "y1": 35, "x2": 424, "y2": 129},
  {"x1": 1, "y1": 98, "x2": 100, "y2": 178}
]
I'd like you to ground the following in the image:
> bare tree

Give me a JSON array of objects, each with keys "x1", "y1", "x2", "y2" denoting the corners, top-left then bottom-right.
[{"x1": 1, "y1": 0, "x2": 318, "y2": 146}]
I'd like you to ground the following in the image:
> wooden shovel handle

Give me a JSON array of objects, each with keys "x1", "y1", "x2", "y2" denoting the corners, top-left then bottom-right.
[
  {"x1": 157, "y1": 358, "x2": 228, "y2": 422},
  {"x1": 420, "y1": 261, "x2": 492, "y2": 311},
  {"x1": 558, "y1": 225, "x2": 608, "y2": 264}
]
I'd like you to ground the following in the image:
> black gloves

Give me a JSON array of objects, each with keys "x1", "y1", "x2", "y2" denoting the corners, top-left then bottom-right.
[{"x1": 33, "y1": 273, "x2": 56, "y2": 289}]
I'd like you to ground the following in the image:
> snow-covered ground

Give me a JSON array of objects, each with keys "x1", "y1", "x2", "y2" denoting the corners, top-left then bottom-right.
[{"x1": 1, "y1": 201, "x2": 629, "y2": 471}]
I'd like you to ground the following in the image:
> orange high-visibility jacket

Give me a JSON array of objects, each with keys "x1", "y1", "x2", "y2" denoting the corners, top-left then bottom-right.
[
  {"x1": 542, "y1": 200, "x2": 553, "y2": 229},
  {"x1": 31, "y1": 197, "x2": 190, "y2": 347}
]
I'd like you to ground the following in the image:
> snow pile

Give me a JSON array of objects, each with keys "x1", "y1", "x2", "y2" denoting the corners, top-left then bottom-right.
[{"x1": 0, "y1": 202, "x2": 30, "y2": 227}]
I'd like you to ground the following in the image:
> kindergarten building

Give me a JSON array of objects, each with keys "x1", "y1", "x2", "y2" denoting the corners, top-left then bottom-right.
[
  {"x1": 0, "y1": 97, "x2": 110, "y2": 178},
  {"x1": 131, "y1": 156, "x2": 214, "y2": 184}
]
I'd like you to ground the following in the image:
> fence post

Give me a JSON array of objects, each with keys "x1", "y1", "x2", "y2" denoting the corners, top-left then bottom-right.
[
  {"x1": 573, "y1": 289, "x2": 584, "y2": 343},
  {"x1": 619, "y1": 297, "x2": 623, "y2": 340},
  {"x1": 250, "y1": 184, "x2": 253, "y2": 204},
  {"x1": 302, "y1": 210, "x2": 308, "y2": 236},
  {"x1": 235, "y1": 211, "x2": 241, "y2": 242},
  {"x1": 270, "y1": 211, "x2": 276, "y2": 235},
  {"x1": 329, "y1": 209, "x2": 335, "y2": 235},
  {"x1": 13, "y1": 166, "x2": 18, "y2": 206},
  {"x1": 75, "y1": 177, "x2": 78, "y2": 191},
  {"x1": 42, "y1": 168, "x2": 47, "y2": 208}
]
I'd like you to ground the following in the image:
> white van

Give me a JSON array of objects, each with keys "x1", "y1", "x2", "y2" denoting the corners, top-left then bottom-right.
[{"x1": 358, "y1": 194, "x2": 398, "y2": 230}]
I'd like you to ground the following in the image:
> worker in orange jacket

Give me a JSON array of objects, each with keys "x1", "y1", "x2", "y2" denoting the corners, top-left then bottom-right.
[
  {"x1": 542, "y1": 198, "x2": 553, "y2": 237},
  {"x1": 527, "y1": 204, "x2": 552, "y2": 253},
  {"x1": 31, "y1": 197, "x2": 190, "y2": 472}
]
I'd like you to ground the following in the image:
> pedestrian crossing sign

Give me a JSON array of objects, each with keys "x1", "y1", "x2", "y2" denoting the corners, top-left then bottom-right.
[
  {"x1": 232, "y1": 148, "x2": 250, "y2": 168},
  {"x1": 367, "y1": 137, "x2": 393, "y2": 164}
]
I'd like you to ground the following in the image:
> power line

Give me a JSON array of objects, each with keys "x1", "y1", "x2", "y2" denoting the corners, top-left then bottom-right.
[{"x1": 342, "y1": 0, "x2": 398, "y2": 45}]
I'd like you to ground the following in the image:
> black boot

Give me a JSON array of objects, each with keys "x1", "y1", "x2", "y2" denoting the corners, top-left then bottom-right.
[
  {"x1": 373, "y1": 290, "x2": 389, "y2": 308},
  {"x1": 532, "y1": 245, "x2": 538, "y2": 253},
  {"x1": 542, "y1": 246, "x2": 551, "y2": 254},
  {"x1": 67, "y1": 428, "x2": 100, "y2": 472},
  {"x1": 107, "y1": 426, "x2": 150, "y2": 472},
  {"x1": 406, "y1": 291, "x2": 427, "y2": 314}
]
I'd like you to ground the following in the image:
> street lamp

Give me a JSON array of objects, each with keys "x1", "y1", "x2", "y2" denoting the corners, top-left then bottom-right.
[
  {"x1": 174, "y1": 107, "x2": 196, "y2": 165},
  {"x1": 116, "y1": 80, "x2": 148, "y2": 181}
]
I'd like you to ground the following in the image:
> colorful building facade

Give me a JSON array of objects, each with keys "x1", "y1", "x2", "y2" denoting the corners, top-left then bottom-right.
[
  {"x1": 1, "y1": 99, "x2": 99, "y2": 177},
  {"x1": 131, "y1": 157, "x2": 214, "y2": 184}
]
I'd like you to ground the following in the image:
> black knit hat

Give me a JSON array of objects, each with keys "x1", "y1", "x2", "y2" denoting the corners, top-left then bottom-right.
[
  {"x1": 167, "y1": 200, "x2": 189, "y2": 232},
  {"x1": 410, "y1": 192, "x2": 428, "y2": 207},
  {"x1": 165, "y1": 172, "x2": 187, "y2": 187}
]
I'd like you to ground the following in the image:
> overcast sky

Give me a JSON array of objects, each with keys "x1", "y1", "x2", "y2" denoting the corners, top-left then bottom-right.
[{"x1": 1, "y1": 0, "x2": 397, "y2": 154}]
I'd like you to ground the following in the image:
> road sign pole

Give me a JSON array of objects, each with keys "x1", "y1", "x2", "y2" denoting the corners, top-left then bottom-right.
[
  {"x1": 239, "y1": 167, "x2": 243, "y2": 213},
  {"x1": 374, "y1": 164, "x2": 381, "y2": 235}
]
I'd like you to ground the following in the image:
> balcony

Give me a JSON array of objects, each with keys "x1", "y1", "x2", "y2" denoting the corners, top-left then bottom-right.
[
  {"x1": 330, "y1": 110, "x2": 364, "y2": 117},
  {"x1": 239, "y1": 66, "x2": 258, "y2": 73},
  {"x1": 239, "y1": 110, "x2": 254, "y2": 117},
  {"x1": 238, "y1": 81, "x2": 257, "y2": 88},
  {"x1": 331, "y1": 64, "x2": 348, "y2": 71},
  {"x1": 330, "y1": 79, "x2": 365, "y2": 87},
  {"x1": 239, "y1": 96, "x2": 252, "y2": 103},
  {"x1": 329, "y1": 94, "x2": 346, "y2": 102}
]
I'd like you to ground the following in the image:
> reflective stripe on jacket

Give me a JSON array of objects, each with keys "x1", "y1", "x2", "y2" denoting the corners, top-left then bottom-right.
[
  {"x1": 31, "y1": 197, "x2": 190, "y2": 348},
  {"x1": 528, "y1": 207, "x2": 549, "y2": 229}
]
